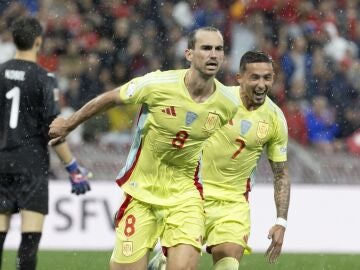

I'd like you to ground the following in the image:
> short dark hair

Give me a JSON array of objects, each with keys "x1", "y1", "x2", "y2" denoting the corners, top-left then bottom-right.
[
  {"x1": 11, "y1": 17, "x2": 43, "y2": 50},
  {"x1": 187, "y1": 26, "x2": 221, "y2": 49},
  {"x1": 239, "y1": 50, "x2": 274, "y2": 73}
]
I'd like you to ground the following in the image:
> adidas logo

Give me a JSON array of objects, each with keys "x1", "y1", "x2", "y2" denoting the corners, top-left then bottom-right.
[{"x1": 161, "y1": 106, "x2": 176, "y2": 116}]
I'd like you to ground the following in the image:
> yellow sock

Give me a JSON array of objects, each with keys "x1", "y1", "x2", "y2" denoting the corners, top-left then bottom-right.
[{"x1": 214, "y1": 257, "x2": 239, "y2": 270}]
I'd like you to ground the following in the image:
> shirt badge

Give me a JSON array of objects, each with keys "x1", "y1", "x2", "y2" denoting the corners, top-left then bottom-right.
[
  {"x1": 240, "y1": 120, "x2": 252, "y2": 135},
  {"x1": 257, "y1": 121, "x2": 269, "y2": 139},
  {"x1": 186, "y1": 112, "x2": 197, "y2": 126},
  {"x1": 203, "y1": 112, "x2": 219, "y2": 131}
]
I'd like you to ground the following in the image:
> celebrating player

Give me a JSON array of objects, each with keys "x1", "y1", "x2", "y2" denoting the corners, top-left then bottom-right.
[
  {"x1": 148, "y1": 50, "x2": 291, "y2": 270},
  {"x1": 48, "y1": 27, "x2": 239, "y2": 270},
  {"x1": 202, "y1": 50, "x2": 290, "y2": 269},
  {"x1": 0, "y1": 17, "x2": 91, "y2": 270}
]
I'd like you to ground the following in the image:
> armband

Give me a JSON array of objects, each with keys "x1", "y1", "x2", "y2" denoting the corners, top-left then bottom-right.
[{"x1": 275, "y1": 217, "x2": 287, "y2": 228}]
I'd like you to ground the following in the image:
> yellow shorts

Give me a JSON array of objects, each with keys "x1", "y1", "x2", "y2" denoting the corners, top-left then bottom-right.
[
  {"x1": 111, "y1": 194, "x2": 205, "y2": 263},
  {"x1": 204, "y1": 197, "x2": 251, "y2": 253}
]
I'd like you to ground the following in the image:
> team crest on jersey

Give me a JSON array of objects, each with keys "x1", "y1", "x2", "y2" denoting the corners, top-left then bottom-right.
[
  {"x1": 257, "y1": 121, "x2": 269, "y2": 139},
  {"x1": 203, "y1": 112, "x2": 219, "y2": 131},
  {"x1": 240, "y1": 120, "x2": 252, "y2": 135},
  {"x1": 186, "y1": 112, "x2": 197, "y2": 126},
  {"x1": 122, "y1": 241, "x2": 133, "y2": 256}
]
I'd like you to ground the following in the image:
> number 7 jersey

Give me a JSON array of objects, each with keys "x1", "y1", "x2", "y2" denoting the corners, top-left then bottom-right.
[
  {"x1": 116, "y1": 69, "x2": 239, "y2": 206},
  {"x1": 202, "y1": 86, "x2": 288, "y2": 202}
]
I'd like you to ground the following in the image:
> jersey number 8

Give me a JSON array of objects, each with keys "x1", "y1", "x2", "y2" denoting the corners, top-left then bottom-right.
[{"x1": 172, "y1": 130, "x2": 189, "y2": 149}]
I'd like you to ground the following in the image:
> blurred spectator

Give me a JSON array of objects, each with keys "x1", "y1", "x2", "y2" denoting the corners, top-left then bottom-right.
[
  {"x1": 280, "y1": 34, "x2": 312, "y2": 92},
  {"x1": 346, "y1": 130, "x2": 360, "y2": 155},
  {"x1": 77, "y1": 53, "x2": 103, "y2": 108},
  {"x1": 282, "y1": 99, "x2": 308, "y2": 146},
  {"x1": 323, "y1": 22, "x2": 358, "y2": 64},
  {"x1": 0, "y1": 29, "x2": 16, "y2": 63},
  {"x1": 37, "y1": 37, "x2": 59, "y2": 71},
  {"x1": 172, "y1": 1, "x2": 194, "y2": 30},
  {"x1": 192, "y1": 0, "x2": 226, "y2": 32},
  {"x1": 305, "y1": 95, "x2": 340, "y2": 153},
  {"x1": 1, "y1": 0, "x2": 359, "y2": 154}
]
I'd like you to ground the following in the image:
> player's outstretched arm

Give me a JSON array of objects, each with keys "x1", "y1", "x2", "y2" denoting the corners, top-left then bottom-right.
[
  {"x1": 265, "y1": 160, "x2": 290, "y2": 263},
  {"x1": 49, "y1": 88, "x2": 122, "y2": 145}
]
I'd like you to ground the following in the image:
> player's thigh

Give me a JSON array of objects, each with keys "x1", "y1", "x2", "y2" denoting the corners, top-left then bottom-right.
[
  {"x1": 109, "y1": 253, "x2": 148, "y2": 270},
  {"x1": 18, "y1": 173, "x2": 49, "y2": 215},
  {"x1": 162, "y1": 197, "x2": 205, "y2": 250},
  {"x1": 111, "y1": 195, "x2": 159, "y2": 264},
  {"x1": 21, "y1": 210, "x2": 45, "y2": 232},
  {"x1": 0, "y1": 174, "x2": 18, "y2": 215},
  {"x1": 205, "y1": 199, "x2": 251, "y2": 253},
  {"x1": 161, "y1": 198, "x2": 204, "y2": 269},
  {"x1": 0, "y1": 214, "x2": 11, "y2": 231},
  {"x1": 167, "y1": 244, "x2": 200, "y2": 270}
]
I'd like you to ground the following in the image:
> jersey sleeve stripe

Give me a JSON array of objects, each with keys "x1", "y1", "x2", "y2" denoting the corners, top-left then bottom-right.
[
  {"x1": 116, "y1": 105, "x2": 148, "y2": 185},
  {"x1": 133, "y1": 74, "x2": 180, "y2": 92},
  {"x1": 116, "y1": 141, "x2": 142, "y2": 187}
]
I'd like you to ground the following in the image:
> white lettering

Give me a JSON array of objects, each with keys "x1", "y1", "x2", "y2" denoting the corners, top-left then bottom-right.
[{"x1": 5, "y1": 70, "x2": 25, "y2": 81}]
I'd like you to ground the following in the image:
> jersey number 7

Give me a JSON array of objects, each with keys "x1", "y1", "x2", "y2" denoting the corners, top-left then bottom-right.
[{"x1": 232, "y1": 138, "x2": 245, "y2": 159}]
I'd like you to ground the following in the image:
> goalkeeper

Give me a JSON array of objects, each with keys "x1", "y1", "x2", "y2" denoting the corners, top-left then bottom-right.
[{"x1": 0, "y1": 17, "x2": 91, "y2": 270}]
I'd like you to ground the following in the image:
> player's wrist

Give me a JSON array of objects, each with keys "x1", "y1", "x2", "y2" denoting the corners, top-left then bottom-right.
[
  {"x1": 275, "y1": 217, "x2": 287, "y2": 228},
  {"x1": 65, "y1": 158, "x2": 79, "y2": 173}
]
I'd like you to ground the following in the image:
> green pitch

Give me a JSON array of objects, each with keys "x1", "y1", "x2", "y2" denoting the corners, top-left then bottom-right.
[{"x1": 3, "y1": 250, "x2": 360, "y2": 270}]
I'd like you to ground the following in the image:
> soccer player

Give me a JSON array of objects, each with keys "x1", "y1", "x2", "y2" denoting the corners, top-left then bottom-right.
[
  {"x1": 48, "y1": 27, "x2": 239, "y2": 270},
  {"x1": 148, "y1": 50, "x2": 290, "y2": 269},
  {"x1": 203, "y1": 50, "x2": 290, "y2": 269},
  {"x1": 0, "y1": 17, "x2": 91, "y2": 270}
]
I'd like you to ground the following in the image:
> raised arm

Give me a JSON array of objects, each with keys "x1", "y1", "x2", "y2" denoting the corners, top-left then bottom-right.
[
  {"x1": 265, "y1": 160, "x2": 291, "y2": 263},
  {"x1": 49, "y1": 88, "x2": 122, "y2": 145}
]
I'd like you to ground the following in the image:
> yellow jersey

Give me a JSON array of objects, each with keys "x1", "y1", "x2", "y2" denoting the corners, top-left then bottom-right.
[
  {"x1": 116, "y1": 69, "x2": 239, "y2": 205},
  {"x1": 203, "y1": 86, "x2": 288, "y2": 202}
]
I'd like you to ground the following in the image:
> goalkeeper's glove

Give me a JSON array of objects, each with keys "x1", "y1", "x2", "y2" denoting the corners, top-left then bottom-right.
[{"x1": 65, "y1": 158, "x2": 92, "y2": 195}]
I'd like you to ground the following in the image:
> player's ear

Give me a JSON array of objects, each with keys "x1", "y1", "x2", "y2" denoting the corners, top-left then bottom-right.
[
  {"x1": 34, "y1": 36, "x2": 42, "y2": 52},
  {"x1": 185, "y1": 48, "x2": 193, "y2": 62},
  {"x1": 236, "y1": 72, "x2": 243, "y2": 84}
]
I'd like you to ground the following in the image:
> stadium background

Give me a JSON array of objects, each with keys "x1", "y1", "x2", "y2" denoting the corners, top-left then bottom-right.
[{"x1": 1, "y1": 0, "x2": 360, "y2": 269}]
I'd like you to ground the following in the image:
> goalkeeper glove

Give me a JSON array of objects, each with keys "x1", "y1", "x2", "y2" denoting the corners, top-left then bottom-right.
[{"x1": 65, "y1": 158, "x2": 92, "y2": 195}]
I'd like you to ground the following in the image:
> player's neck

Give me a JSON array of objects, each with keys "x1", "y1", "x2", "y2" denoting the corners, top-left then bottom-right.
[
  {"x1": 184, "y1": 70, "x2": 215, "y2": 103},
  {"x1": 14, "y1": 50, "x2": 37, "y2": 63},
  {"x1": 240, "y1": 93, "x2": 260, "y2": 111}
]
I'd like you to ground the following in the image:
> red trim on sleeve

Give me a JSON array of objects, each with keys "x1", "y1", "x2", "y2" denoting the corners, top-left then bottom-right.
[
  {"x1": 136, "y1": 105, "x2": 145, "y2": 126},
  {"x1": 116, "y1": 141, "x2": 142, "y2": 186}
]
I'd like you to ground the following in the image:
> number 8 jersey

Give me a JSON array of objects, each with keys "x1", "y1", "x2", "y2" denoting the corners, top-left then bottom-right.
[
  {"x1": 116, "y1": 69, "x2": 239, "y2": 206},
  {"x1": 0, "y1": 59, "x2": 59, "y2": 174}
]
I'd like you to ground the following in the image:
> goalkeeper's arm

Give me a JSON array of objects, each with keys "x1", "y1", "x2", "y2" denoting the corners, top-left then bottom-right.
[{"x1": 51, "y1": 140, "x2": 92, "y2": 195}]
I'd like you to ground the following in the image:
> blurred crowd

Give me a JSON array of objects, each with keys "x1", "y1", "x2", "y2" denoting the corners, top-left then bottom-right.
[{"x1": 1, "y1": 0, "x2": 360, "y2": 155}]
